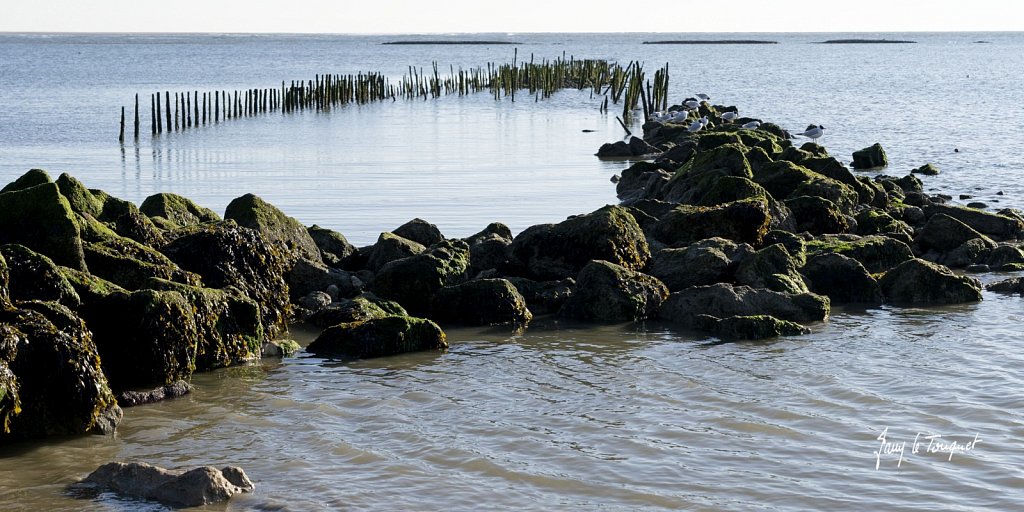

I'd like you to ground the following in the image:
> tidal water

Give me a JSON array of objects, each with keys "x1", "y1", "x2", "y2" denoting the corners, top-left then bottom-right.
[{"x1": 1, "y1": 32, "x2": 1023, "y2": 510}]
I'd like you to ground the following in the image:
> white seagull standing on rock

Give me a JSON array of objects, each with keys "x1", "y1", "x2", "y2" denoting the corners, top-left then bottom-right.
[
  {"x1": 798, "y1": 125, "x2": 825, "y2": 143},
  {"x1": 721, "y1": 111, "x2": 739, "y2": 122},
  {"x1": 695, "y1": 93, "x2": 711, "y2": 103},
  {"x1": 688, "y1": 116, "x2": 707, "y2": 133},
  {"x1": 741, "y1": 120, "x2": 761, "y2": 130}
]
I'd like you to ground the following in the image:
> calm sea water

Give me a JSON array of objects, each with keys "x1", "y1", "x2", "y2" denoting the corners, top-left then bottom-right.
[{"x1": 1, "y1": 32, "x2": 1024, "y2": 511}]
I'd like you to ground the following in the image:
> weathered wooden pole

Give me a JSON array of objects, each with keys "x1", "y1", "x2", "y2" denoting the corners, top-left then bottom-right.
[
  {"x1": 186, "y1": 92, "x2": 192, "y2": 128},
  {"x1": 174, "y1": 93, "x2": 180, "y2": 131},
  {"x1": 119, "y1": 106, "x2": 125, "y2": 143},
  {"x1": 215, "y1": 91, "x2": 219, "y2": 122},
  {"x1": 134, "y1": 94, "x2": 140, "y2": 140},
  {"x1": 194, "y1": 90, "x2": 199, "y2": 126},
  {"x1": 164, "y1": 91, "x2": 171, "y2": 132},
  {"x1": 150, "y1": 94, "x2": 157, "y2": 135}
]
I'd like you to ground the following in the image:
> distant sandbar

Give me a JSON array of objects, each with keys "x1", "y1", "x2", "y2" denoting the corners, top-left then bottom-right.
[
  {"x1": 644, "y1": 40, "x2": 778, "y2": 45},
  {"x1": 383, "y1": 41, "x2": 521, "y2": 45},
  {"x1": 818, "y1": 39, "x2": 916, "y2": 44}
]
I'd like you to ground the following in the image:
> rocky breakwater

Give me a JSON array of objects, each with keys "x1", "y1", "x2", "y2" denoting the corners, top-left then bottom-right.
[{"x1": 609, "y1": 101, "x2": 1024, "y2": 338}]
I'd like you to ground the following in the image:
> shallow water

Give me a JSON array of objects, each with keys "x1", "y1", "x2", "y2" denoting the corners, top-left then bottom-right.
[{"x1": 2, "y1": 32, "x2": 1024, "y2": 511}]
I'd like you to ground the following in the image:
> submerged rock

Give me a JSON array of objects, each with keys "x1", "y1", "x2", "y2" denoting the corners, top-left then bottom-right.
[
  {"x1": 559, "y1": 260, "x2": 668, "y2": 322},
  {"x1": 695, "y1": 314, "x2": 811, "y2": 340},
  {"x1": 878, "y1": 258, "x2": 982, "y2": 304},
  {"x1": 306, "y1": 315, "x2": 447, "y2": 359},
  {"x1": 117, "y1": 381, "x2": 192, "y2": 407},
  {"x1": 986, "y1": 277, "x2": 1024, "y2": 294},
  {"x1": 75, "y1": 462, "x2": 254, "y2": 508}
]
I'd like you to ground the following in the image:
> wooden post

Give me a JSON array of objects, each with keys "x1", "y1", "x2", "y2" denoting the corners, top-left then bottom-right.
[
  {"x1": 164, "y1": 91, "x2": 171, "y2": 132},
  {"x1": 151, "y1": 94, "x2": 157, "y2": 135},
  {"x1": 186, "y1": 92, "x2": 192, "y2": 128},
  {"x1": 202, "y1": 93, "x2": 207, "y2": 125},
  {"x1": 215, "y1": 91, "x2": 219, "y2": 122},
  {"x1": 134, "y1": 94, "x2": 140, "y2": 140},
  {"x1": 119, "y1": 106, "x2": 125, "y2": 143},
  {"x1": 174, "y1": 93, "x2": 179, "y2": 131},
  {"x1": 194, "y1": 90, "x2": 199, "y2": 126}
]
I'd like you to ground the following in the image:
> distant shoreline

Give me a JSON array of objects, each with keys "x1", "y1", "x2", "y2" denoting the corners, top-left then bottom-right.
[
  {"x1": 817, "y1": 39, "x2": 916, "y2": 44},
  {"x1": 383, "y1": 41, "x2": 521, "y2": 45},
  {"x1": 643, "y1": 40, "x2": 778, "y2": 45}
]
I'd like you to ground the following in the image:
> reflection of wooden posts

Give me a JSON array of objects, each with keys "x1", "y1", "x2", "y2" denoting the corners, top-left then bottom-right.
[
  {"x1": 119, "y1": 106, "x2": 125, "y2": 143},
  {"x1": 134, "y1": 94, "x2": 140, "y2": 140},
  {"x1": 164, "y1": 91, "x2": 171, "y2": 132}
]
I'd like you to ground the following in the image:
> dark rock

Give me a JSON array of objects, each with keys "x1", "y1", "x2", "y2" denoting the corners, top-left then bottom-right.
[
  {"x1": 646, "y1": 238, "x2": 752, "y2": 291},
  {"x1": 559, "y1": 260, "x2": 668, "y2": 322},
  {"x1": 806, "y1": 234, "x2": 914, "y2": 273},
  {"x1": 784, "y1": 196, "x2": 850, "y2": 235},
  {"x1": 0, "y1": 180, "x2": 86, "y2": 271},
  {"x1": 297, "y1": 291, "x2": 332, "y2": 313},
  {"x1": 911, "y1": 163, "x2": 940, "y2": 175},
  {"x1": 878, "y1": 258, "x2": 982, "y2": 304},
  {"x1": 509, "y1": 205, "x2": 649, "y2": 280},
  {"x1": 735, "y1": 244, "x2": 808, "y2": 293},
  {"x1": 505, "y1": 277, "x2": 575, "y2": 316},
  {"x1": 117, "y1": 381, "x2": 192, "y2": 407},
  {"x1": 660, "y1": 283, "x2": 829, "y2": 326},
  {"x1": 393, "y1": 218, "x2": 445, "y2": 247},
  {"x1": 616, "y1": 161, "x2": 673, "y2": 202},
  {"x1": 917, "y1": 213, "x2": 996, "y2": 252},
  {"x1": 753, "y1": 160, "x2": 857, "y2": 211},
  {"x1": 365, "y1": 232, "x2": 426, "y2": 273},
  {"x1": 597, "y1": 140, "x2": 633, "y2": 157},
  {"x1": 800, "y1": 253, "x2": 883, "y2": 304},
  {"x1": 891, "y1": 174, "x2": 924, "y2": 194},
  {"x1": 966, "y1": 202, "x2": 989, "y2": 209},
  {"x1": 900, "y1": 205, "x2": 927, "y2": 225},
  {"x1": 762, "y1": 230, "x2": 808, "y2": 265},
  {"x1": 75, "y1": 462, "x2": 254, "y2": 508},
  {"x1": 940, "y1": 238, "x2": 994, "y2": 268},
  {"x1": 140, "y1": 192, "x2": 221, "y2": 228},
  {"x1": 465, "y1": 231, "x2": 511, "y2": 277},
  {"x1": 77, "y1": 214, "x2": 199, "y2": 290},
  {"x1": 661, "y1": 143, "x2": 751, "y2": 203},
  {"x1": 57, "y1": 174, "x2": 164, "y2": 247},
  {"x1": 985, "y1": 245, "x2": 1024, "y2": 267},
  {"x1": 695, "y1": 314, "x2": 810, "y2": 340},
  {"x1": 160, "y1": 221, "x2": 291, "y2": 340},
  {"x1": 0, "y1": 168, "x2": 52, "y2": 194},
  {"x1": 1, "y1": 302, "x2": 118, "y2": 440},
  {"x1": 855, "y1": 209, "x2": 911, "y2": 237},
  {"x1": 627, "y1": 136, "x2": 661, "y2": 156},
  {"x1": 922, "y1": 204, "x2": 1023, "y2": 241},
  {"x1": 287, "y1": 258, "x2": 360, "y2": 303},
  {"x1": 852, "y1": 143, "x2": 888, "y2": 169},
  {"x1": 986, "y1": 277, "x2": 1024, "y2": 294},
  {"x1": 307, "y1": 225, "x2": 357, "y2": 268},
  {"x1": 651, "y1": 198, "x2": 772, "y2": 247},
  {"x1": 373, "y1": 240, "x2": 470, "y2": 315},
  {"x1": 224, "y1": 193, "x2": 322, "y2": 265},
  {"x1": 306, "y1": 315, "x2": 447, "y2": 359},
  {"x1": 0, "y1": 244, "x2": 81, "y2": 308},
  {"x1": 431, "y1": 279, "x2": 532, "y2": 326},
  {"x1": 307, "y1": 293, "x2": 407, "y2": 328}
]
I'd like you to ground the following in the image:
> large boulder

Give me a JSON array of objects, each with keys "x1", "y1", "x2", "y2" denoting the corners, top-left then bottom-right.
[
  {"x1": 0, "y1": 244, "x2": 81, "y2": 309},
  {"x1": 140, "y1": 192, "x2": 221, "y2": 228},
  {"x1": 77, "y1": 214, "x2": 198, "y2": 290},
  {"x1": 75, "y1": 462, "x2": 254, "y2": 508},
  {"x1": 878, "y1": 258, "x2": 982, "y2": 304},
  {"x1": 559, "y1": 260, "x2": 668, "y2": 322},
  {"x1": 56, "y1": 174, "x2": 164, "y2": 247},
  {"x1": 1, "y1": 302, "x2": 119, "y2": 440},
  {"x1": 306, "y1": 316, "x2": 447, "y2": 359},
  {"x1": 373, "y1": 240, "x2": 470, "y2": 316},
  {"x1": 307, "y1": 293, "x2": 407, "y2": 328},
  {"x1": 646, "y1": 238, "x2": 752, "y2": 291},
  {"x1": 393, "y1": 218, "x2": 445, "y2": 247},
  {"x1": 160, "y1": 221, "x2": 291, "y2": 340},
  {"x1": 852, "y1": 143, "x2": 888, "y2": 169},
  {"x1": 806, "y1": 235, "x2": 914, "y2": 273},
  {"x1": 660, "y1": 283, "x2": 830, "y2": 326},
  {"x1": 0, "y1": 168, "x2": 52, "y2": 193},
  {"x1": 922, "y1": 204, "x2": 1023, "y2": 241},
  {"x1": 986, "y1": 277, "x2": 1024, "y2": 295},
  {"x1": 431, "y1": 279, "x2": 532, "y2": 326},
  {"x1": 287, "y1": 258, "x2": 360, "y2": 303},
  {"x1": 752, "y1": 160, "x2": 857, "y2": 211},
  {"x1": 651, "y1": 198, "x2": 772, "y2": 247},
  {"x1": 694, "y1": 314, "x2": 810, "y2": 340},
  {"x1": 661, "y1": 143, "x2": 752, "y2": 204},
  {"x1": 784, "y1": 196, "x2": 850, "y2": 235},
  {"x1": 224, "y1": 193, "x2": 322, "y2": 265},
  {"x1": 509, "y1": 205, "x2": 649, "y2": 280},
  {"x1": 465, "y1": 223, "x2": 512, "y2": 276},
  {"x1": 505, "y1": 277, "x2": 575, "y2": 316},
  {"x1": 916, "y1": 213, "x2": 995, "y2": 252},
  {"x1": 800, "y1": 253, "x2": 883, "y2": 304},
  {"x1": 364, "y1": 232, "x2": 425, "y2": 273},
  {"x1": 0, "y1": 180, "x2": 86, "y2": 271}
]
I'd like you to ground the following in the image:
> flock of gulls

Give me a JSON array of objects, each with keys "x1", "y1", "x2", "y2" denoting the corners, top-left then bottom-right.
[{"x1": 649, "y1": 93, "x2": 825, "y2": 143}]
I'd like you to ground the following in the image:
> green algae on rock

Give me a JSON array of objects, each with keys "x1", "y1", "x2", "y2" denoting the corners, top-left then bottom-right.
[{"x1": 306, "y1": 315, "x2": 447, "y2": 359}]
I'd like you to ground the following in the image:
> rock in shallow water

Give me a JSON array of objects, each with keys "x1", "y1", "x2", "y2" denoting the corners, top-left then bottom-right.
[{"x1": 74, "y1": 461, "x2": 254, "y2": 508}]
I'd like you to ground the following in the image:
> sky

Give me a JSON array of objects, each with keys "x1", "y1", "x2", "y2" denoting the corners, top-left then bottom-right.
[{"x1": 2, "y1": 0, "x2": 1022, "y2": 34}]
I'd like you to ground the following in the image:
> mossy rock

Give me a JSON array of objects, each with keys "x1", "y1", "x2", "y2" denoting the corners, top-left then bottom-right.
[
  {"x1": 431, "y1": 278, "x2": 532, "y2": 326},
  {"x1": 647, "y1": 238, "x2": 752, "y2": 292},
  {"x1": 306, "y1": 315, "x2": 447, "y2": 359},
  {"x1": 81, "y1": 289, "x2": 199, "y2": 390},
  {"x1": 753, "y1": 160, "x2": 857, "y2": 211},
  {"x1": 806, "y1": 235, "x2": 914, "y2": 273},
  {"x1": 879, "y1": 258, "x2": 982, "y2": 304},
  {"x1": 852, "y1": 143, "x2": 888, "y2": 169},
  {"x1": 660, "y1": 283, "x2": 830, "y2": 326},
  {"x1": 651, "y1": 198, "x2": 772, "y2": 247},
  {"x1": 365, "y1": 232, "x2": 426, "y2": 273},
  {"x1": 800, "y1": 253, "x2": 883, "y2": 305},
  {"x1": 662, "y1": 143, "x2": 752, "y2": 203},
  {"x1": 393, "y1": 218, "x2": 445, "y2": 247},
  {"x1": 509, "y1": 205, "x2": 649, "y2": 281},
  {"x1": 855, "y1": 209, "x2": 911, "y2": 237},
  {"x1": 922, "y1": 204, "x2": 1023, "y2": 241},
  {"x1": 373, "y1": 240, "x2": 470, "y2": 316},
  {"x1": 784, "y1": 196, "x2": 851, "y2": 235},
  {"x1": 0, "y1": 181, "x2": 86, "y2": 271},
  {"x1": 144, "y1": 279, "x2": 264, "y2": 371},
  {"x1": 0, "y1": 168, "x2": 52, "y2": 194},
  {"x1": 504, "y1": 277, "x2": 575, "y2": 316},
  {"x1": 56, "y1": 174, "x2": 165, "y2": 247},
  {"x1": 58, "y1": 267, "x2": 126, "y2": 306},
  {"x1": 160, "y1": 221, "x2": 291, "y2": 340},
  {"x1": 140, "y1": 192, "x2": 221, "y2": 227},
  {"x1": 916, "y1": 213, "x2": 996, "y2": 252},
  {"x1": 77, "y1": 213, "x2": 198, "y2": 290},
  {"x1": 307, "y1": 293, "x2": 407, "y2": 328},
  {"x1": 307, "y1": 225, "x2": 356, "y2": 268},
  {"x1": 0, "y1": 252, "x2": 9, "y2": 309},
  {"x1": 0, "y1": 244, "x2": 80, "y2": 309},
  {"x1": 735, "y1": 244, "x2": 808, "y2": 293},
  {"x1": 559, "y1": 260, "x2": 668, "y2": 322},
  {"x1": 695, "y1": 314, "x2": 810, "y2": 340},
  {"x1": 224, "y1": 193, "x2": 322, "y2": 265},
  {"x1": 912, "y1": 163, "x2": 940, "y2": 176},
  {"x1": 1, "y1": 302, "x2": 118, "y2": 440}
]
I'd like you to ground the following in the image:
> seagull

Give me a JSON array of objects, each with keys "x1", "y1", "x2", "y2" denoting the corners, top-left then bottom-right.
[
  {"x1": 683, "y1": 99, "x2": 700, "y2": 111},
  {"x1": 687, "y1": 117, "x2": 705, "y2": 133},
  {"x1": 741, "y1": 120, "x2": 761, "y2": 130},
  {"x1": 798, "y1": 125, "x2": 825, "y2": 143},
  {"x1": 699, "y1": 115, "x2": 709, "y2": 127},
  {"x1": 695, "y1": 93, "x2": 711, "y2": 103},
  {"x1": 721, "y1": 111, "x2": 739, "y2": 122}
]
